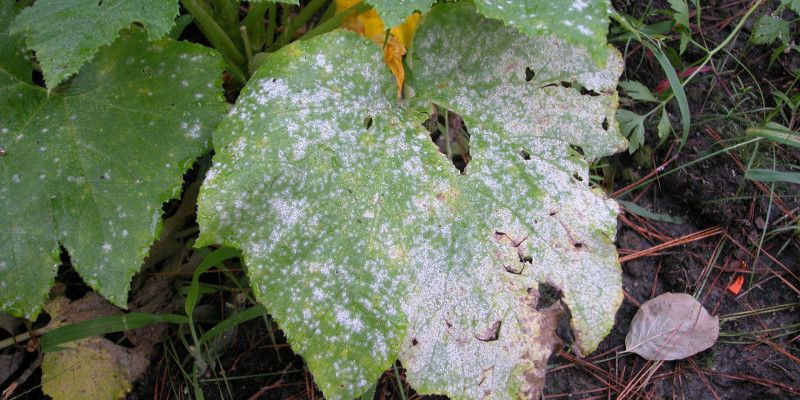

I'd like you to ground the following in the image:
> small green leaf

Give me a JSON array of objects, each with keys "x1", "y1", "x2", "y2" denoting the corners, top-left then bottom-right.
[
  {"x1": 0, "y1": 26, "x2": 226, "y2": 318},
  {"x1": 751, "y1": 15, "x2": 790, "y2": 45},
  {"x1": 781, "y1": 0, "x2": 800, "y2": 13},
  {"x1": 9, "y1": 0, "x2": 179, "y2": 88},
  {"x1": 679, "y1": 27, "x2": 691, "y2": 54},
  {"x1": 619, "y1": 80, "x2": 657, "y2": 102},
  {"x1": 616, "y1": 109, "x2": 646, "y2": 153},
  {"x1": 657, "y1": 107, "x2": 672, "y2": 141},
  {"x1": 667, "y1": 0, "x2": 690, "y2": 28}
]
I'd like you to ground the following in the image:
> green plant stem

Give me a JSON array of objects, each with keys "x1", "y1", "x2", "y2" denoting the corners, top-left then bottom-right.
[
  {"x1": 266, "y1": 3, "x2": 277, "y2": 46},
  {"x1": 280, "y1": 3, "x2": 292, "y2": 46},
  {"x1": 281, "y1": 0, "x2": 329, "y2": 43},
  {"x1": 210, "y1": 0, "x2": 239, "y2": 37},
  {"x1": 684, "y1": 0, "x2": 766, "y2": 86},
  {"x1": 320, "y1": 0, "x2": 338, "y2": 23},
  {"x1": 300, "y1": 1, "x2": 373, "y2": 41},
  {"x1": 180, "y1": 0, "x2": 246, "y2": 68},
  {"x1": 0, "y1": 326, "x2": 49, "y2": 350},
  {"x1": 392, "y1": 362, "x2": 408, "y2": 400},
  {"x1": 241, "y1": 2, "x2": 270, "y2": 52},
  {"x1": 240, "y1": 26, "x2": 253, "y2": 61}
]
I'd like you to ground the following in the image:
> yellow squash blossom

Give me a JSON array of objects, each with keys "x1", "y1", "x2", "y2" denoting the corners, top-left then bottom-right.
[{"x1": 335, "y1": 0, "x2": 420, "y2": 98}]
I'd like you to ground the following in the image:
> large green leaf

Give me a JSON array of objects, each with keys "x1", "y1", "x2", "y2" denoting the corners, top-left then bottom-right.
[
  {"x1": 364, "y1": 0, "x2": 435, "y2": 28},
  {"x1": 197, "y1": 3, "x2": 623, "y2": 399},
  {"x1": 196, "y1": 33, "x2": 420, "y2": 399},
  {"x1": 363, "y1": 0, "x2": 609, "y2": 64},
  {"x1": 9, "y1": 0, "x2": 178, "y2": 89},
  {"x1": 473, "y1": 0, "x2": 611, "y2": 65},
  {"x1": 0, "y1": 14, "x2": 225, "y2": 318},
  {"x1": 399, "y1": 4, "x2": 623, "y2": 398}
]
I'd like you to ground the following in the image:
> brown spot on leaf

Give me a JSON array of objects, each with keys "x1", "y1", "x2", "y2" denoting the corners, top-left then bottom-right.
[{"x1": 475, "y1": 320, "x2": 501, "y2": 341}]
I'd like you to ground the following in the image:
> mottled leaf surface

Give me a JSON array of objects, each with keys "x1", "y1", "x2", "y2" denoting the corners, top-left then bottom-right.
[
  {"x1": 197, "y1": 3, "x2": 624, "y2": 400},
  {"x1": 474, "y1": 0, "x2": 610, "y2": 65},
  {"x1": 362, "y1": 0, "x2": 609, "y2": 64},
  {"x1": 0, "y1": 22, "x2": 225, "y2": 317},
  {"x1": 9, "y1": 0, "x2": 178, "y2": 88},
  {"x1": 197, "y1": 32, "x2": 424, "y2": 400},
  {"x1": 364, "y1": 0, "x2": 435, "y2": 28},
  {"x1": 399, "y1": 3, "x2": 623, "y2": 398}
]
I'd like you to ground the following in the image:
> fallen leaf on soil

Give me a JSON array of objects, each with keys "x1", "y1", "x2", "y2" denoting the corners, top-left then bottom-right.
[
  {"x1": 39, "y1": 291, "x2": 148, "y2": 400},
  {"x1": 41, "y1": 336, "x2": 147, "y2": 400},
  {"x1": 0, "y1": 352, "x2": 23, "y2": 386},
  {"x1": 625, "y1": 292, "x2": 719, "y2": 361}
]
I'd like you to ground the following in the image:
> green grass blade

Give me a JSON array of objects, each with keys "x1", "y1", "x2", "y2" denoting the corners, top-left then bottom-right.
[
  {"x1": 40, "y1": 313, "x2": 189, "y2": 353},
  {"x1": 197, "y1": 305, "x2": 267, "y2": 345},
  {"x1": 644, "y1": 40, "x2": 691, "y2": 149},
  {"x1": 746, "y1": 122, "x2": 800, "y2": 148},
  {"x1": 745, "y1": 169, "x2": 800, "y2": 185},
  {"x1": 185, "y1": 247, "x2": 242, "y2": 317},
  {"x1": 618, "y1": 200, "x2": 685, "y2": 224}
]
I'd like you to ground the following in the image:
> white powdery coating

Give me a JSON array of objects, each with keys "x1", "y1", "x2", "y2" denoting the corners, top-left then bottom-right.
[
  {"x1": 197, "y1": 32, "x2": 427, "y2": 399},
  {"x1": 0, "y1": 31, "x2": 223, "y2": 317},
  {"x1": 197, "y1": 13, "x2": 624, "y2": 399}
]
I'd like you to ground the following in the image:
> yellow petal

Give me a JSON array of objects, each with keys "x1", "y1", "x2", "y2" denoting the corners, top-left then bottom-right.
[
  {"x1": 390, "y1": 12, "x2": 421, "y2": 48},
  {"x1": 335, "y1": 1, "x2": 421, "y2": 98}
]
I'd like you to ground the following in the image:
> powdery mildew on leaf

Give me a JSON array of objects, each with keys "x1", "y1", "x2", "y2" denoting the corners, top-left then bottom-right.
[
  {"x1": 0, "y1": 22, "x2": 225, "y2": 317},
  {"x1": 197, "y1": 3, "x2": 625, "y2": 399},
  {"x1": 473, "y1": 0, "x2": 611, "y2": 65},
  {"x1": 364, "y1": 0, "x2": 436, "y2": 28},
  {"x1": 196, "y1": 32, "x2": 439, "y2": 399},
  {"x1": 9, "y1": 0, "x2": 178, "y2": 88},
  {"x1": 398, "y1": 3, "x2": 624, "y2": 398}
]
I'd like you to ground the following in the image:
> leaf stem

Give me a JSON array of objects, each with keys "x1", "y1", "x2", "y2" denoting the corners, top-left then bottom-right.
[
  {"x1": 266, "y1": 3, "x2": 277, "y2": 46},
  {"x1": 392, "y1": 362, "x2": 408, "y2": 400},
  {"x1": 180, "y1": 0, "x2": 246, "y2": 67},
  {"x1": 240, "y1": 26, "x2": 253, "y2": 62},
  {"x1": 300, "y1": 1, "x2": 372, "y2": 42},
  {"x1": 281, "y1": 0, "x2": 329, "y2": 43}
]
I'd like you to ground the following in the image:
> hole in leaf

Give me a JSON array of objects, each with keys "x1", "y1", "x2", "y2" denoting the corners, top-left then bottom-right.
[
  {"x1": 569, "y1": 145, "x2": 584, "y2": 157},
  {"x1": 602, "y1": 117, "x2": 609, "y2": 131},
  {"x1": 363, "y1": 115, "x2": 373, "y2": 130},
  {"x1": 31, "y1": 66, "x2": 45, "y2": 88},
  {"x1": 525, "y1": 67, "x2": 535, "y2": 82},
  {"x1": 518, "y1": 150, "x2": 531, "y2": 160},
  {"x1": 424, "y1": 107, "x2": 470, "y2": 174},
  {"x1": 572, "y1": 172, "x2": 583, "y2": 182},
  {"x1": 411, "y1": 338, "x2": 419, "y2": 346},
  {"x1": 579, "y1": 86, "x2": 600, "y2": 97},
  {"x1": 534, "y1": 282, "x2": 563, "y2": 311},
  {"x1": 574, "y1": 242, "x2": 584, "y2": 249},
  {"x1": 475, "y1": 320, "x2": 502, "y2": 342}
]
